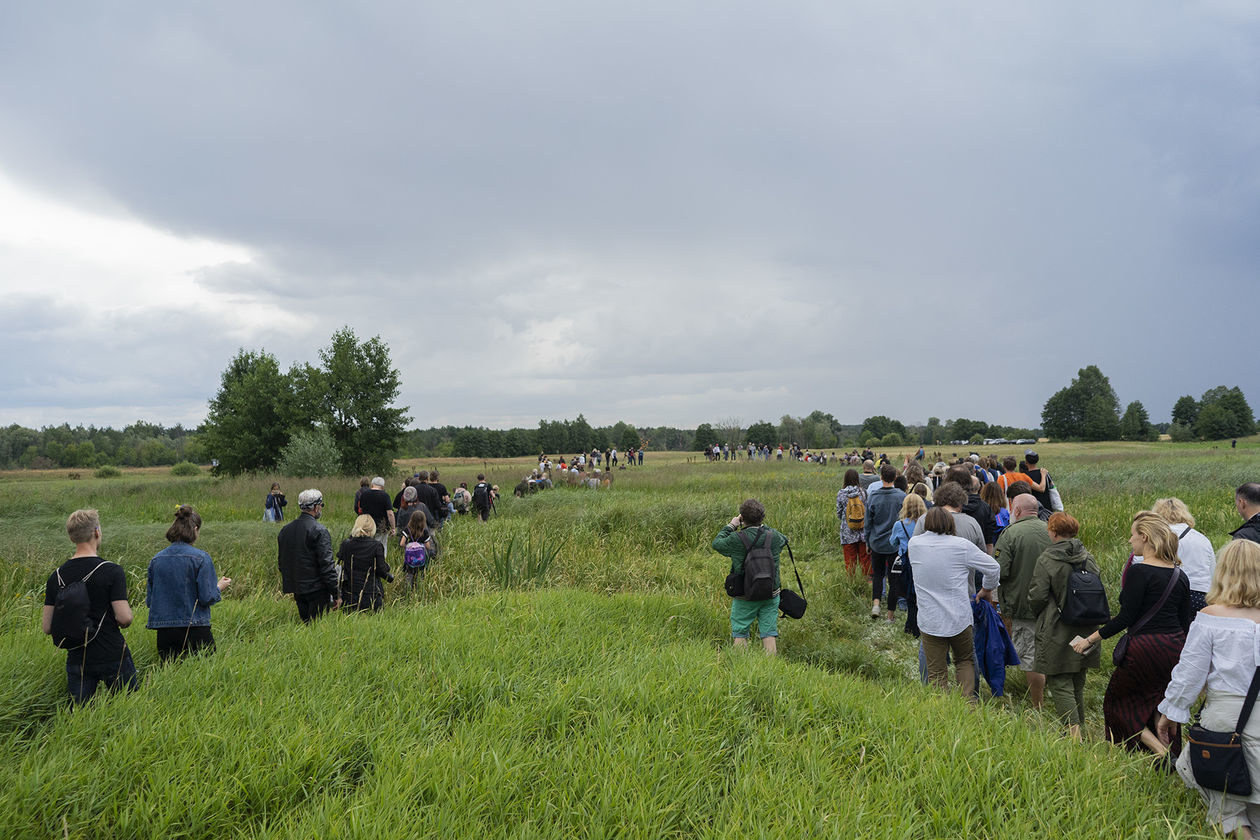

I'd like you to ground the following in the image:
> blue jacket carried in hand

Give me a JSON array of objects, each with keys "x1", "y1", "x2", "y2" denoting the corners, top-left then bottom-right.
[{"x1": 972, "y1": 598, "x2": 1020, "y2": 697}]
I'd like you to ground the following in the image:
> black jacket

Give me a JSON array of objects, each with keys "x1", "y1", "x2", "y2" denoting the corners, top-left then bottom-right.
[
  {"x1": 277, "y1": 513, "x2": 337, "y2": 597},
  {"x1": 337, "y1": 536, "x2": 390, "y2": 609},
  {"x1": 1232, "y1": 514, "x2": 1260, "y2": 545}
]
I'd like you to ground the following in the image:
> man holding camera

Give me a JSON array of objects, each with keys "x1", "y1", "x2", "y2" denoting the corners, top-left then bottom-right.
[{"x1": 712, "y1": 498, "x2": 788, "y2": 656}]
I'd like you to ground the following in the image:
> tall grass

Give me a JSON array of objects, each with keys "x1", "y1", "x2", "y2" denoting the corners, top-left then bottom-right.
[{"x1": 0, "y1": 439, "x2": 1255, "y2": 836}]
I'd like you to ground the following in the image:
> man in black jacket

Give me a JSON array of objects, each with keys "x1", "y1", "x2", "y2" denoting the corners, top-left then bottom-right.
[
  {"x1": 278, "y1": 489, "x2": 341, "y2": 622},
  {"x1": 1233, "y1": 483, "x2": 1260, "y2": 544}
]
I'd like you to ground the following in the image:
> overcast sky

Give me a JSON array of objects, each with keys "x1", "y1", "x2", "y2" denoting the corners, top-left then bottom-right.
[{"x1": 1, "y1": 2, "x2": 1256, "y2": 434}]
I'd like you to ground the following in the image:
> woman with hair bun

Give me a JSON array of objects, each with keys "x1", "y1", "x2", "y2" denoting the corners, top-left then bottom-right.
[
  {"x1": 1073, "y1": 511, "x2": 1191, "y2": 759},
  {"x1": 1150, "y1": 497, "x2": 1217, "y2": 615},
  {"x1": 146, "y1": 505, "x2": 231, "y2": 661},
  {"x1": 1027, "y1": 512, "x2": 1102, "y2": 740}
]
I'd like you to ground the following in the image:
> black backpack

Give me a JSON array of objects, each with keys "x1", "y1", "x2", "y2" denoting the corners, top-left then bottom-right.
[
  {"x1": 737, "y1": 527, "x2": 776, "y2": 601},
  {"x1": 472, "y1": 483, "x2": 490, "y2": 511},
  {"x1": 1059, "y1": 560, "x2": 1111, "y2": 625},
  {"x1": 49, "y1": 561, "x2": 109, "y2": 650}
]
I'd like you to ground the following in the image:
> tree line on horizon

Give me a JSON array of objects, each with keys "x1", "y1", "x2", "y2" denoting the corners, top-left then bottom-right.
[{"x1": 0, "y1": 356, "x2": 1253, "y2": 473}]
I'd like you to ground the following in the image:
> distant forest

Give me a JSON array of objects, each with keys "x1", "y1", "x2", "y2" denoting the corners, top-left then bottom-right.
[{"x1": 0, "y1": 412, "x2": 1045, "y2": 470}]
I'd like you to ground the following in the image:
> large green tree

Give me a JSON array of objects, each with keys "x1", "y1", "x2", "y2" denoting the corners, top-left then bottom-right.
[
  {"x1": 1119, "y1": 400, "x2": 1153, "y2": 441},
  {"x1": 693, "y1": 423, "x2": 718, "y2": 451},
  {"x1": 1171, "y1": 395, "x2": 1199, "y2": 429},
  {"x1": 1041, "y1": 365, "x2": 1120, "y2": 440},
  {"x1": 1196, "y1": 386, "x2": 1255, "y2": 439},
  {"x1": 202, "y1": 349, "x2": 295, "y2": 474},
  {"x1": 745, "y1": 421, "x2": 776, "y2": 447},
  {"x1": 293, "y1": 327, "x2": 410, "y2": 475},
  {"x1": 1082, "y1": 395, "x2": 1122, "y2": 441}
]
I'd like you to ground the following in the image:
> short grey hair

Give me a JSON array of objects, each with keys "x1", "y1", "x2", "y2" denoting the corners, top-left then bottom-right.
[
  {"x1": 371, "y1": 476, "x2": 385, "y2": 487},
  {"x1": 298, "y1": 489, "x2": 324, "y2": 510}
]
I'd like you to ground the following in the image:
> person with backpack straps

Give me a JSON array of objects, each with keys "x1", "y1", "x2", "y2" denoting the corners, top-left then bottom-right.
[
  {"x1": 711, "y1": 498, "x2": 789, "y2": 656},
  {"x1": 1073, "y1": 511, "x2": 1192, "y2": 760},
  {"x1": 471, "y1": 474, "x2": 493, "y2": 522},
  {"x1": 836, "y1": 468, "x2": 870, "y2": 577},
  {"x1": 43, "y1": 509, "x2": 139, "y2": 704},
  {"x1": 1026, "y1": 512, "x2": 1105, "y2": 740}
]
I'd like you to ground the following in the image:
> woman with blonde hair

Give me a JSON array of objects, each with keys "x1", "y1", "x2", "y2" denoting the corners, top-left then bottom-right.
[
  {"x1": 1151, "y1": 497, "x2": 1217, "y2": 615},
  {"x1": 1073, "y1": 511, "x2": 1191, "y2": 758},
  {"x1": 887, "y1": 493, "x2": 927, "y2": 620},
  {"x1": 1158, "y1": 540, "x2": 1260, "y2": 836},
  {"x1": 336, "y1": 514, "x2": 391, "y2": 612}
]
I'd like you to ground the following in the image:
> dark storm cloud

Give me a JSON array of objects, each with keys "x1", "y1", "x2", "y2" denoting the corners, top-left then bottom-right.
[{"x1": 0, "y1": 1, "x2": 1255, "y2": 430}]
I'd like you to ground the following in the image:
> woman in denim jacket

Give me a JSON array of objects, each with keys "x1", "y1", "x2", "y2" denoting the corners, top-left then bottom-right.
[{"x1": 146, "y1": 506, "x2": 231, "y2": 661}]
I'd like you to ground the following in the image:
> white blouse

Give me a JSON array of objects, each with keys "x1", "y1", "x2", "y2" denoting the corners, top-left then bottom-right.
[
  {"x1": 1130, "y1": 526, "x2": 1216, "y2": 592},
  {"x1": 1157, "y1": 613, "x2": 1260, "y2": 723}
]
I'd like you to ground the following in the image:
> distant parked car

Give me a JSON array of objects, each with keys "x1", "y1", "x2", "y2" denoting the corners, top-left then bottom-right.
[{"x1": 1015, "y1": 438, "x2": 1036, "y2": 445}]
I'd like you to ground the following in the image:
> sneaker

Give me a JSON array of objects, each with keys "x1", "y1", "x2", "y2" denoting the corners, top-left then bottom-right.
[{"x1": 870, "y1": 604, "x2": 881, "y2": 619}]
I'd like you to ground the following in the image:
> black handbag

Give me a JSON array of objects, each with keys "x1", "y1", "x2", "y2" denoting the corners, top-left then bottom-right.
[
  {"x1": 778, "y1": 542, "x2": 807, "y2": 620},
  {"x1": 1187, "y1": 666, "x2": 1260, "y2": 796}
]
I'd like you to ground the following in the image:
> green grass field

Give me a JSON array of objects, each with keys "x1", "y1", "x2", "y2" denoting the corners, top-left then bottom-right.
[{"x1": 1, "y1": 440, "x2": 1256, "y2": 838}]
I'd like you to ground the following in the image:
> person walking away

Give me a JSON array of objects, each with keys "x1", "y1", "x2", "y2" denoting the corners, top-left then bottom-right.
[
  {"x1": 1156, "y1": 540, "x2": 1260, "y2": 836},
  {"x1": 277, "y1": 489, "x2": 341, "y2": 622},
  {"x1": 890, "y1": 493, "x2": 927, "y2": 619},
  {"x1": 909, "y1": 507, "x2": 1000, "y2": 699},
  {"x1": 1026, "y1": 512, "x2": 1102, "y2": 739},
  {"x1": 836, "y1": 469, "x2": 871, "y2": 577},
  {"x1": 1073, "y1": 511, "x2": 1191, "y2": 761},
  {"x1": 358, "y1": 477, "x2": 396, "y2": 553},
  {"x1": 146, "y1": 505, "x2": 231, "y2": 661},
  {"x1": 337, "y1": 515, "x2": 391, "y2": 611},
  {"x1": 472, "y1": 474, "x2": 493, "y2": 522},
  {"x1": 264, "y1": 483, "x2": 287, "y2": 522},
  {"x1": 1151, "y1": 497, "x2": 1217, "y2": 616},
  {"x1": 995, "y1": 494, "x2": 1053, "y2": 708},
  {"x1": 712, "y1": 498, "x2": 788, "y2": 656},
  {"x1": 43, "y1": 509, "x2": 139, "y2": 703},
  {"x1": 866, "y1": 464, "x2": 906, "y2": 619}
]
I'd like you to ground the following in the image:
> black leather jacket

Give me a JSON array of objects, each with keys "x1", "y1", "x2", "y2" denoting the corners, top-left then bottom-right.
[{"x1": 277, "y1": 513, "x2": 337, "y2": 596}]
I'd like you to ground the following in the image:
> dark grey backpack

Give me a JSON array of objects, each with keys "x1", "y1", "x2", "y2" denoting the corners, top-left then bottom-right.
[{"x1": 737, "y1": 527, "x2": 776, "y2": 601}]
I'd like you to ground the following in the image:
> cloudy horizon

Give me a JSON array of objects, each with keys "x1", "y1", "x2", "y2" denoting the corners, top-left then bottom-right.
[{"x1": 1, "y1": 3, "x2": 1256, "y2": 435}]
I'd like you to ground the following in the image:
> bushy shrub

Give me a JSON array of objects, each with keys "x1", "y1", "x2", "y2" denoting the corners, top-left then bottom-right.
[
  {"x1": 93, "y1": 466, "x2": 122, "y2": 478},
  {"x1": 170, "y1": 461, "x2": 201, "y2": 476},
  {"x1": 277, "y1": 427, "x2": 341, "y2": 477},
  {"x1": 880, "y1": 432, "x2": 904, "y2": 447},
  {"x1": 1168, "y1": 422, "x2": 1196, "y2": 442}
]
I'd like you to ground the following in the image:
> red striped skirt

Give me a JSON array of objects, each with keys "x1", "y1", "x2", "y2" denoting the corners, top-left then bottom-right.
[{"x1": 1103, "y1": 630, "x2": 1186, "y2": 752}]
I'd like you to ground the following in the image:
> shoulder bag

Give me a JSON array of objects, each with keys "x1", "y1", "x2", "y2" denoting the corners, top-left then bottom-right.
[
  {"x1": 1187, "y1": 666, "x2": 1260, "y2": 796},
  {"x1": 778, "y1": 540, "x2": 807, "y2": 620},
  {"x1": 1113, "y1": 566, "x2": 1181, "y2": 667}
]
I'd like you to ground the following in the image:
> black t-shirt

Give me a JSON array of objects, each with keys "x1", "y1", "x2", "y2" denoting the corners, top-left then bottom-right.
[
  {"x1": 358, "y1": 489, "x2": 393, "y2": 528},
  {"x1": 44, "y1": 556, "x2": 129, "y2": 667},
  {"x1": 1025, "y1": 468, "x2": 1053, "y2": 511},
  {"x1": 415, "y1": 484, "x2": 443, "y2": 520},
  {"x1": 963, "y1": 494, "x2": 999, "y2": 547}
]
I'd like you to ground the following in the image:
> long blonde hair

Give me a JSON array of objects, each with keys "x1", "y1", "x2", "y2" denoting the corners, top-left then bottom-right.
[
  {"x1": 1207, "y1": 540, "x2": 1260, "y2": 608},
  {"x1": 1132, "y1": 511, "x2": 1180, "y2": 566}
]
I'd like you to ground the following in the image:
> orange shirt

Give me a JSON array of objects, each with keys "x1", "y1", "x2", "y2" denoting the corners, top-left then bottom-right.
[{"x1": 998, "y1": 471, "x2": 1037, "y2": 493}]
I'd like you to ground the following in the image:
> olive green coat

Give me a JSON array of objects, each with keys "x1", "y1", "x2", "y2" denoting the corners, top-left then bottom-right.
[{"x1": 1026, "y1": 538, "x2": 1103, "y2": 675}]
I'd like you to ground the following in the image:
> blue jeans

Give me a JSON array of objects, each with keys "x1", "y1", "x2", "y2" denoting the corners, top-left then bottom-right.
[{"x1": 67, "y1": 649, "x2": 139, "y2": 704}]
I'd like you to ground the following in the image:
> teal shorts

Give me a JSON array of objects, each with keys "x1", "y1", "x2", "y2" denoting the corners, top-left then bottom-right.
[{"x1": 730, "y1": 594, "x2": 780, "y2": 639}]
